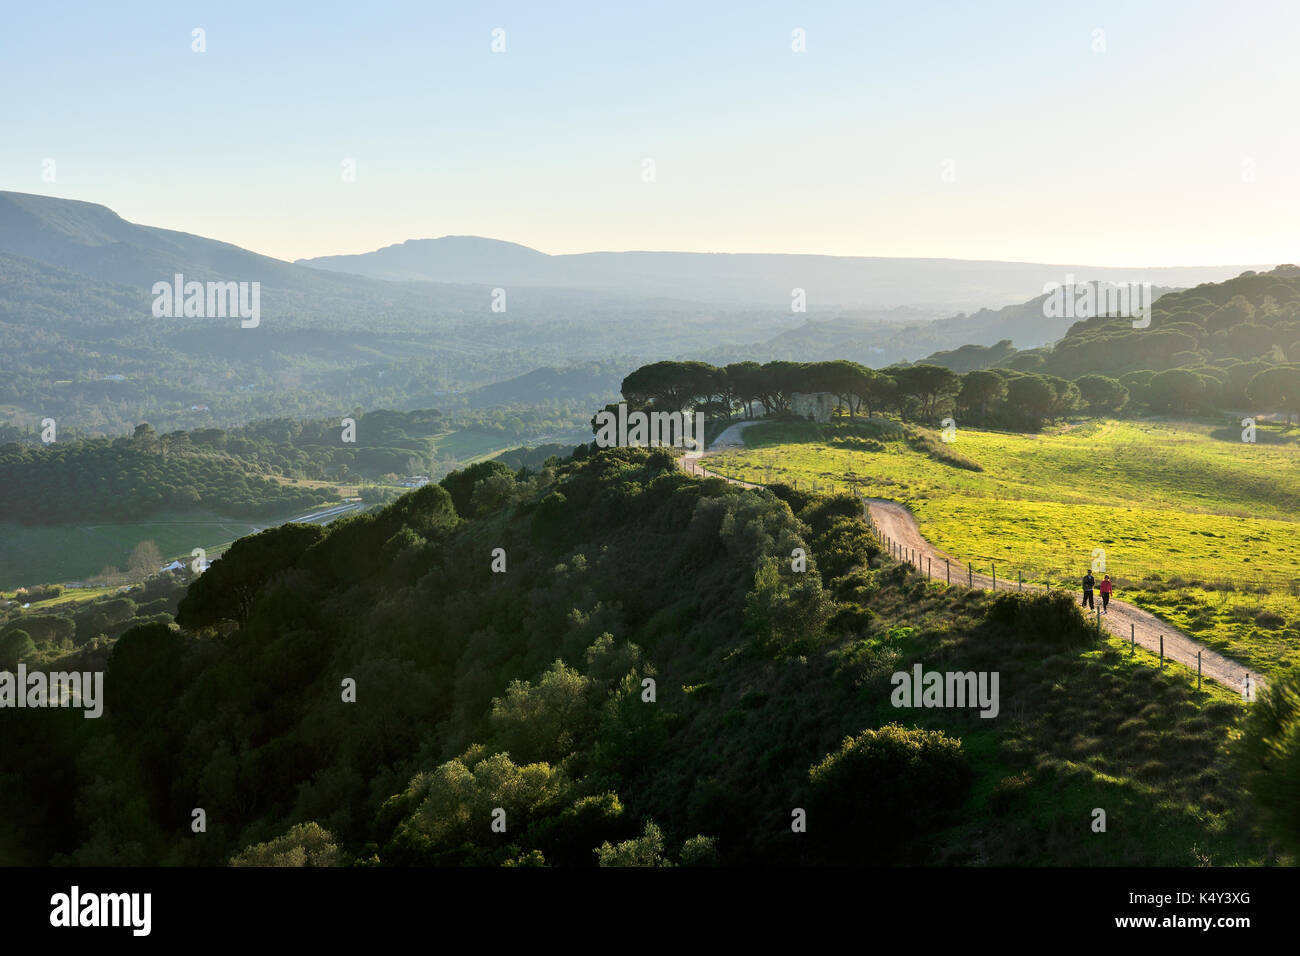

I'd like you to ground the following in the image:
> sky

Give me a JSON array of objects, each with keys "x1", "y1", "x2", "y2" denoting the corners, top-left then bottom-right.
[{"x1": 2, "y1": 1, "x2": 1298, "y2": 266}]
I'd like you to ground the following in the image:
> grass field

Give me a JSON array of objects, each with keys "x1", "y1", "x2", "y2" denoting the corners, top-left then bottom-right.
[
  {"x1": 0, "y1": 500, "x2": 361, "y2": 591},
  {"x1": 432, "y1": 429, "x2": 519, "y2": 463},
  {"x1": 708, "y1": 417, "x2": 1300, "y2": 678},
  {"x1": 0, "y1": 584, "x2": 120, "y2": 608}
]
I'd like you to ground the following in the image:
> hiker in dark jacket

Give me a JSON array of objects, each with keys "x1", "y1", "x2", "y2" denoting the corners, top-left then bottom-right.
[{"x1": 1082, "y1": 570, "x2": 1096, "y2": 610}]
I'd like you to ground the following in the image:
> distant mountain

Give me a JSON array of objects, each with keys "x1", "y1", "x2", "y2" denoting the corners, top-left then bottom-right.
[
  {"x1": 299, "y1": 235, "x2": 1265, "y2": 312},
  {"x1": 0, "y1": 193, "x2": 788, "y2": 434}
]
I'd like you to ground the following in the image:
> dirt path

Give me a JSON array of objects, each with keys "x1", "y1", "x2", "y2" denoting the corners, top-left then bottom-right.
[{"x1": 679, "y1": 422, "x2": 1264, "y2": 696}]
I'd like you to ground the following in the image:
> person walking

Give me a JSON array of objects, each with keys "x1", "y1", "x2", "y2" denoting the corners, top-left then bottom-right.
[
  {"x1": 1082, "y1": 570, "x2": 1096, "y2": 610},
  {"x1": 1099, "y1": 574, "x2": 1113, "y2": 614}
]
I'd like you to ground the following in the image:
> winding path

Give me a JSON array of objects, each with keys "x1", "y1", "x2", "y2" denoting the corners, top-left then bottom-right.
[{"x1": 681, "y1": 420, "x2": 1264, "y2": 695}]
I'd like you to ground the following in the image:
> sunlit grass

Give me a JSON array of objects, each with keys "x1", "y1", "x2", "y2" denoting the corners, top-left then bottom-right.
[{"x1": 709, "y1": 418, "x2": 1300, "y2": 676}]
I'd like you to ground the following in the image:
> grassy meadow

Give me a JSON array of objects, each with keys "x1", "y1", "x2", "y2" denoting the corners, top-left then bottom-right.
[{"x1": 708, "y1": 418, "x2": 1300, "y2": 678}]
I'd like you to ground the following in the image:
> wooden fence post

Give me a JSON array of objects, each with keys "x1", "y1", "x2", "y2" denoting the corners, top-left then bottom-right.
[
  {"x1": 1159, "y1": 635, "x2": 1164, "y2": 668},
  {"x1": 968, "y1": 563, "x2": 972, "y2": 587},
  {"x1": 1018, "y1": 571, "x2": 1022, "y2": 592},
  {"x1": 1197, "y1": 651, "x2": 1202, "y2": 691},
  {"x1": 992, "y1": 563, "x2": 996, "y2": 590},
  {"x1": 927, "y1": 557, "x2": 931, "y2": 581},
  {"x1": 946, "y1": 559, "x2": 950, "y2": 585},
  {"x1": 1130, "y1": 622, "x2": 1135, "y2": 655}
]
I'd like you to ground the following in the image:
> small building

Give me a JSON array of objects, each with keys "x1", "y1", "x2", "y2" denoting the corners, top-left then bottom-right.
[
  {"x1": 791, "y1": 391, "x2": 837, "y2": 423},
  {"x1": 398, "y1": 476, "x2": 430, "y2": 488}
]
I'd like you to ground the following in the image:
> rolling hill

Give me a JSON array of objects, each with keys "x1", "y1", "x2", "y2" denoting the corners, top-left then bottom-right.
[{"x1": 299, "y1": 235, "x2": 1261, "y2": 311}]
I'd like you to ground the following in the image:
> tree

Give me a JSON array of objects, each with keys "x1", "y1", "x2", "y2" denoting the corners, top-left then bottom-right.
[
  {"x1": 1247, "y1": 366, "x2": 1300, "y2": 424},
  {"x1": 439, "y1": 460, "x2": 513, "y2": 518},
  {"x1": 595, "y1": 820, "x2": 672, "y2": 867},
  {"x1": 1206, "y1": 295, "x2": 1255, "y2": 334},
  {"x1": 176, "y1": 523, "x2": 325, "y2": 629},
  {"x1": 803, "y1": 360, "x2": 873, "y2": 418},
  {"x1": 957, "y1": 370, "x2": 1007, "y2": 420},
  {"x1": 620, "y1": 361, "x2": 717, "y2": 412},
  {"x1": 852, "y1": 368, "x2": 897, "y2": 419},
  {"x1": 1237, "y1": 675, "x2": 1300, "y2": 854},
  {"x1": 229, "y1": 822, "x2": 343, "y2": 866},
  {"x1": 1148, "y1": 368, "x2": 1207, "y2": 413},
  {"x1": 808, "y1": 724, "x2": 971, "y2": 862},
  {"x1": 1005, "y1": 375, "x2": 1056, "y2": 429},
  {"x1": 126, "y1": 540, "x2": 163, "y2": 580},
  {"x1": 1043, "y1": 375, "x2": 1082, "y2": 420},
  {"x1": 488, "y1": 660, "x2": 597, "y2": 765},
  {"x1": 1073, "y1": 374, "x2": 1129, "y2": 415},
  {"x1": 890, "y1": 365, "x2": 961, "y2": 423},
  {"x1": 753, "y1": 361, "x2": 806, "y2": 414},
  {"x1": 724, "y1": 362, "x2": 763, "y2": 419},
  {"x1": 105, "y1": 622, "x2": 185, "y2": 727},
  {"x1": 0, "y1": 629, "x2": 36, "y2": 669}
]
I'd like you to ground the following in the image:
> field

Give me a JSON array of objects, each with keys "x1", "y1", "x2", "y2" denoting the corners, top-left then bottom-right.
[
  {"x1": 708, "y1": 418, "x2": 1300, "y2": 678},
  {"x1": 432, "y1": 429, "x2": 522, "y2": 464},
  {"x1": 0, "y1": 502, "x2": 357, "y2": 591}
]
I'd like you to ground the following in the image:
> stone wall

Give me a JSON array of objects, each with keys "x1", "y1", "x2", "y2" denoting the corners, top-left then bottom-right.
[{"x1": 791, "y1": 391, "x2": 836, "y2": 423}]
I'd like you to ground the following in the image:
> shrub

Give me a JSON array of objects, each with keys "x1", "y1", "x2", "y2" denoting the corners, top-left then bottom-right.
[
  {"x1": 808, "y1": 723, "x2": 972, "y2": 861},
  {"x1": 228, "y1": 822, "x2": 343, "y2": 867},
  {"x1": 1237, "y1": 675, "x2": 1300, "y2": 853},
  {"x1": 0, "y1": 629, "x2": 36, "y2": 669},
  {"x1": 986, "y1": 591, "x2": 1096, "y2": 646}
]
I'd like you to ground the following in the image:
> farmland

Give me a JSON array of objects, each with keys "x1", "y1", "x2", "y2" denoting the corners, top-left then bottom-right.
[{"x1": 706, "y1": 418, "x2": 1300, "y2": 677}]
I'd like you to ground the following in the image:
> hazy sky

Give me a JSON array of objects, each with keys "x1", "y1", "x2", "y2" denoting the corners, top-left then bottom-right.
[{"x1": 3, "y1": 1, "x2": 1297, "y2": 266}]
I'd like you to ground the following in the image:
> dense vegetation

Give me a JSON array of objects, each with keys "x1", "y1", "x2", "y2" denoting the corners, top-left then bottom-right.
[
  {"x1": 1, "y1": 574, "x2": 187, "y2": 664},
  {"x1": 0, "y1": 424, "x2": 333, "y2": 524},
  {"x1": 0, "y1": 408, "x2": 592, "y2": 529},
  {"x1": 1, "y1": 446, "x2": 1292, "y2": 866},
  {"x1": 618, "y1": 267, "x2": 1300, "y2": 432}
]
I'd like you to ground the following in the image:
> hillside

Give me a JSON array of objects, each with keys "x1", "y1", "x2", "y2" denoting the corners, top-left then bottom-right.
[
  {"x1": 917, "y1": 267, "x2": 1300, "y2": 391},
  {"x1": 0, "y1": 446, "x2": 1289, "y2": 867},
  {"x1": 0, "y1": 193, "x2": 785, "y2": 435}
]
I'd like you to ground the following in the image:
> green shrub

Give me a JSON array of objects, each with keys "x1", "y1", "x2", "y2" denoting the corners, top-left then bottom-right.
[
  {"x1": 1237, "y1": 674, "x2": 1300, "y2": 853},
  {"x1": 228, "y1": 822, "x2": 343, "y2": 867},
  {"x1": 808, "y1": 723, "x2": 972, "y2": 861},
  {"x1": 986, "y1": 591, "x2": 1096, "y2": 646}
]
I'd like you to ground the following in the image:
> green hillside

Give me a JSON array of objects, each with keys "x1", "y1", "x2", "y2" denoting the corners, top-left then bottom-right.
[{"x1": 2, "y1": 446, "x2": 1293, "y2": 866}]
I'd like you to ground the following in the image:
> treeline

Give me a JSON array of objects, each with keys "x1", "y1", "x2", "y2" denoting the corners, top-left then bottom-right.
[
  {"x1": 0, "y1": 574, "x2": 186, "y2": 668},
  {"x1": 619, "y1": 350, "x2": 1298, "y2": 432},
  {"x1": 0, "y1": 424, "x2": 333, "y2": 525},
  {"x1": 616, "y1": 267, "x2": 1300, "y2": 430},
  {"x1": 921, "y1": 267, "x2": 1300, "y2": 421},
  {"x1": 619, "y1": 358, "x2": 1108, "y2": 430}
]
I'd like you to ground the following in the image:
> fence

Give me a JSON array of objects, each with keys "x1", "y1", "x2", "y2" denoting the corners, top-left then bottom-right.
[{"x1": 690, "y1": 459, "x2": 1300, "y2": 601}]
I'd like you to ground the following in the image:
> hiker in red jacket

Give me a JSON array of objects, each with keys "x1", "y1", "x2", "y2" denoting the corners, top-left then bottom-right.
[{"x1": 1099, "y1": 574, "x2": 1113, "y2": 614}]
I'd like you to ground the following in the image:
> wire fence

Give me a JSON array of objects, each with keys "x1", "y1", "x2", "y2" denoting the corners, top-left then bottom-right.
[{"x1": 688, "y1": 458, "x2": 1300, "y2": 601}]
